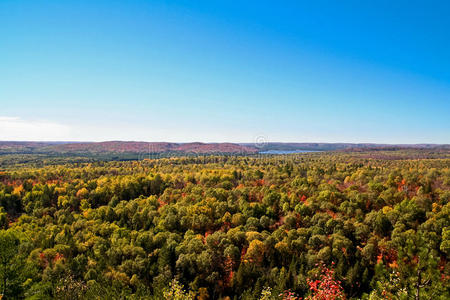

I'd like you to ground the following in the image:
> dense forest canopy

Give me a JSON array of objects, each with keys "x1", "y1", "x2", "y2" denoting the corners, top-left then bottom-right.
[{"x1": 0, "y1": 151, "x2": 449, "y2": 299}]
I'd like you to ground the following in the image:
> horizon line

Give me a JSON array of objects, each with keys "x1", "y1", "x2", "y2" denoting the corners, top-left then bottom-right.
[{"x1": 1, "y1": 140, "x2": 449, "y2": 146}]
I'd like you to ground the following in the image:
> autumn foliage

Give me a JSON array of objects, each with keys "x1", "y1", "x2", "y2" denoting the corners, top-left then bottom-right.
[
  {"x1": 306, "y1": 263, "x2": 345, "y2": 300},
  {"x1": 0, "y1": 151, "x2": 449, "y2": 299}
]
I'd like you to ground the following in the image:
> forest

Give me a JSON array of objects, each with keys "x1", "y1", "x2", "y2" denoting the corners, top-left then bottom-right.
[{"x1": 0, "y1": 151, "x2": 449, "y2": 299}]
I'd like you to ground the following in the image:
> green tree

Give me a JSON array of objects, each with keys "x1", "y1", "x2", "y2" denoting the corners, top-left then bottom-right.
[{"x1": 0, "y1": 230, "x2": 21, "y2": 298}]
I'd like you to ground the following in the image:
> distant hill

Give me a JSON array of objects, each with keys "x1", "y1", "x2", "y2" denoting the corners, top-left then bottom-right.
[
  {"x1": 240, "y1": 142, "x2": 450, "y2": 152},
  {"x1": 0, "y1": 141, "x2": 70, "y2": 153},
  {"x1": 46, "y1": 141, "x2": 258, "y2": 154},
  {"x1": 0, "y1": 141, "x2": 258, "y2": 155},
  {"x1": 0, "y1": 141, "x2": 448, "y2": 156}
]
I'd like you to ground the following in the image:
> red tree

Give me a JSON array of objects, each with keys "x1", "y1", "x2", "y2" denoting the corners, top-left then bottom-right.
[{"x1": 306, "y1": 262, "x2": 346, "y2": 300}]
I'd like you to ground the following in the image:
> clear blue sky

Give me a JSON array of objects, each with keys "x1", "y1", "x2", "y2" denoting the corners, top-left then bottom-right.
[{"x1": 1, "y1": 0, "x2": 449, "y2": 143}]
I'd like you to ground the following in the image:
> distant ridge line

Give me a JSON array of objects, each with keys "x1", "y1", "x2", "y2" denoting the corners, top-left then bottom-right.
[{"x1": 0, "y1": 141, "x2": 449, "y2": 155}]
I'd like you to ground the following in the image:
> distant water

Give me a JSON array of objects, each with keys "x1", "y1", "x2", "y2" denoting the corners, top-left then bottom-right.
[{"x1": 259, "y1": 150, "x2": 322, "y2": 154}]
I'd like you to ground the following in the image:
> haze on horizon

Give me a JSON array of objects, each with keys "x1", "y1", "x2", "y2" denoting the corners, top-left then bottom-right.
[{"x1": 1, "y1": 0, "x2": 450, "y2": 144}]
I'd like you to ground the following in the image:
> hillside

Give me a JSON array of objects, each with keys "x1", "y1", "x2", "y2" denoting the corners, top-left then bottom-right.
[
  {"x1": 1, "y1": 141, "x2": 449, "y2": 156},
  {"x1": 47, "y1": 141, "x2": 259, "y2": 154},
  {"x1": 0, "y1": 141, "x2": 258, "y2": 155}
]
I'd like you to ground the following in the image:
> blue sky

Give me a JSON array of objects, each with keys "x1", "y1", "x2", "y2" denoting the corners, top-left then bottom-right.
[{"x1": 1, "y1": 0, "x2": 449, "y2": 143}]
